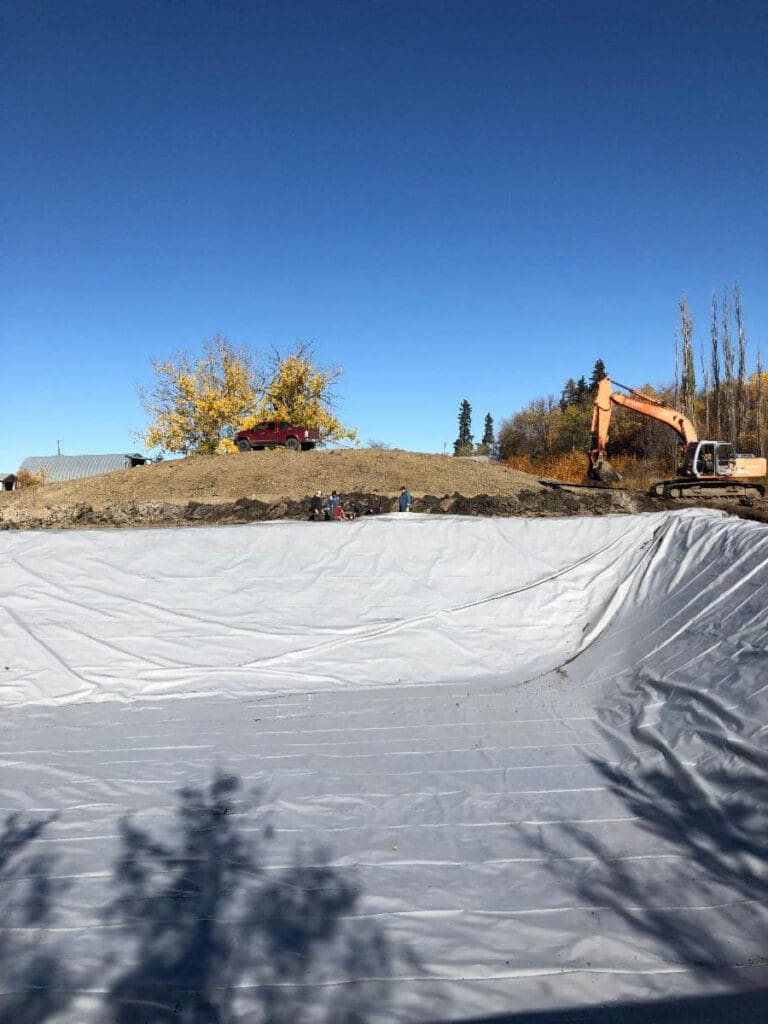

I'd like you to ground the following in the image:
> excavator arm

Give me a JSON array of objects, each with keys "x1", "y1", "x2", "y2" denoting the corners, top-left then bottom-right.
[{"x1": 588, "y1": 377, "x2": 698, "y2": 481}]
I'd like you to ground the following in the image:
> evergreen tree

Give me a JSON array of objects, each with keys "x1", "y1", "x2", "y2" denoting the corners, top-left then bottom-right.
[
  {"x1": 559, "y1": 378, "x2": 578, "y2": 410},
  {"x1": 574, "y1": 376, "x2": 588, "y2": 405},
  {"x1": 482, "y1": 413, "x2": 495, "y2": 446},
  {"x1": 589, "y1": 359, "x2": 607, "y2": 390},
  {"x1": 453, "y1": 399, "x2": 473, "y2": 455}
]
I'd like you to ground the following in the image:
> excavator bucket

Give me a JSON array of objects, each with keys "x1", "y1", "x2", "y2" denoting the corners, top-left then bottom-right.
[{"x1": 588, "y1": 458, "x2": 622, "y2": 483}]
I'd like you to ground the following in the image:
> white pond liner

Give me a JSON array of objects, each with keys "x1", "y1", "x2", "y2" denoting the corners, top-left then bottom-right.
[{"x1": 1, "y1": 509, "x2": 767, "y2": 1022}]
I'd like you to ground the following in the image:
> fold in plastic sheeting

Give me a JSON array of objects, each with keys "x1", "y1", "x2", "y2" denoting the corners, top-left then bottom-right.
[{"x1": 1, "y1": 509, "x2": 767, "y2": 1023}]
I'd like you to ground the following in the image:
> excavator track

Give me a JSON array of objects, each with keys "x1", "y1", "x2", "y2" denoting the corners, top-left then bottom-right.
[{"x1": 649, "y1": 479, "x2": 766, "y2": 500}]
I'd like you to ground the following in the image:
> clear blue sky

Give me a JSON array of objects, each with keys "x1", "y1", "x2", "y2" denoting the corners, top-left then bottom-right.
[{"x1": 2, "y1": 0, "x2": 767, "y2": 469}]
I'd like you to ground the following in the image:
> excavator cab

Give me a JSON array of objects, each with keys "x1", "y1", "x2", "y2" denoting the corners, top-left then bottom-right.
[{"x1": 682, "y1": 441, "x2": 736, "y2": 479}]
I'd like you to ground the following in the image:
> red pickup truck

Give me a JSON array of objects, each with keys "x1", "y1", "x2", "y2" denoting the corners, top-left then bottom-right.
[{"x1": 234, "y1": 421, "x2": 320, "y2": 452}]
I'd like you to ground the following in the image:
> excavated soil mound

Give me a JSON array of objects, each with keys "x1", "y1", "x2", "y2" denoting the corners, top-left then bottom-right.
[
  {"x1": 5, "y1": 448, "x2": 538, "y2": 508},
  {"x1": 0, "y1": 447, "x2": 762, "y2": 529}
]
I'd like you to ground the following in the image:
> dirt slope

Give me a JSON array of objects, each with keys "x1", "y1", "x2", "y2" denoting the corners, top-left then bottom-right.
[
  {"x1": 4, "y1": 449, "x2": 542, "y2": 508},
  {"x1": 1, "y1": 448, "x2": 762, "y2": 530}
]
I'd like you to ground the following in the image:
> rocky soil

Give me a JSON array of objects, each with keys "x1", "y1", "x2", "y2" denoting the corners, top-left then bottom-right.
[{"x1": 1, "y1": 448, "x2": 764, "y2": 530}]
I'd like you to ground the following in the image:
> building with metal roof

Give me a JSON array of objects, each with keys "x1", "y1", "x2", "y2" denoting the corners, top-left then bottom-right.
[{"x1": 18, "y1": 454, "x2": 148, "y2": 484}]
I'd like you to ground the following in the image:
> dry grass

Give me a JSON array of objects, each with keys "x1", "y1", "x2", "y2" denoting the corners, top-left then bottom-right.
[
  {"x1": 505, "y1": 452, "x2": 671, "y2": 490},
  {"x1": 607, "y1": 456, "x2": 671, "y2": 490},
  {"x1": 0, "y1": 448, "x2": 545, "y2": 511},
  {"x1": 506, "y1": 452, "x2": 587, "y2": 484}
]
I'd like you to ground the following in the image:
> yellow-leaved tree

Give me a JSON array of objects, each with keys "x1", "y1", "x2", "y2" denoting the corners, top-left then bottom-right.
[
  {"x1": 237, "y1": 343, "x2": 357, "y2": 445},
  {"x1": 140, "y1": 336, "x2": 357, "y2": 455},
  {"x1": 140, "y1": 335, "x2": 260, "y2": 455}
]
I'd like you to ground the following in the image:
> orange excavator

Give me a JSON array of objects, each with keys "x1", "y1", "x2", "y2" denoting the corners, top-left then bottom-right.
[{"x1": 588, "y1": 377, "x2": 766, "y2": 499}]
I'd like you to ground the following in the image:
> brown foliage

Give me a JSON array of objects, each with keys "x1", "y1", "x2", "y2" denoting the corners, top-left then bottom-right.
[
  {"x1": 15, "y1": 468, "x2": 48, "y2": 488},
  {"x1": 505, "y1": 452, "x2": 671, "y2": 490}
]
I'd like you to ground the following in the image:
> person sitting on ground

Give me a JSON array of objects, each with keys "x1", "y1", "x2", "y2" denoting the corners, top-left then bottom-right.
[
  {"x1": 331, "y1": 500, "x2": 346, "y2": 520},
  {"x1": 309, "y1": 490, "x2": 323, "y2": 521}
]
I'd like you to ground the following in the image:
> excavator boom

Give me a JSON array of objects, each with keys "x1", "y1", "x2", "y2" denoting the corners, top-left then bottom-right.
[{"x1": 588, "y1": 377, "x2": 697, "y2": 481}]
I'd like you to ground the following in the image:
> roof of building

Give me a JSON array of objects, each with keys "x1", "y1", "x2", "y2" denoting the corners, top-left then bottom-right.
[{"x1": 18, "y1": 454, "x2": 148, "y2": 483}]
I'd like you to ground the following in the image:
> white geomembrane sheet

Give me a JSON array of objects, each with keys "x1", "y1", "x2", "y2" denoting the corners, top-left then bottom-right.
[{"x1": 1, "y1": 510, "x2": 767, "y2": 1023}]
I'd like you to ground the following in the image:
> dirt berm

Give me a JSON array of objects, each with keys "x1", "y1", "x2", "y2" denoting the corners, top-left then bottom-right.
[{"x1": 1, "y1": 448, "x2": 763, "y2": 530}]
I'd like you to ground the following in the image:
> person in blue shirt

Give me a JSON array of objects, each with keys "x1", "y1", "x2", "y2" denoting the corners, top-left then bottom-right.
[
  {"x1": 326, "y1": 491, "x2": 341, "y2": 520},
  {"x1": 398, "y1": 487, "x2": 411, "y2": 512}
]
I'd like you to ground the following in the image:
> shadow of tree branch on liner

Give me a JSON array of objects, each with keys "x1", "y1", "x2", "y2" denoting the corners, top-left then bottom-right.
[
  {"x1": 101, "y1": 771, "x2": 411, "y2": 1024},
  {"x1": 0, "y1": 812, "x2": 75, "y2": 1024}
]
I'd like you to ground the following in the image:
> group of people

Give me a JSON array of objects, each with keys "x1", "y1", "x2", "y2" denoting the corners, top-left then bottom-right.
[{"x1": 309, "y1": 487, "x2": 411, "y2": 521}]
